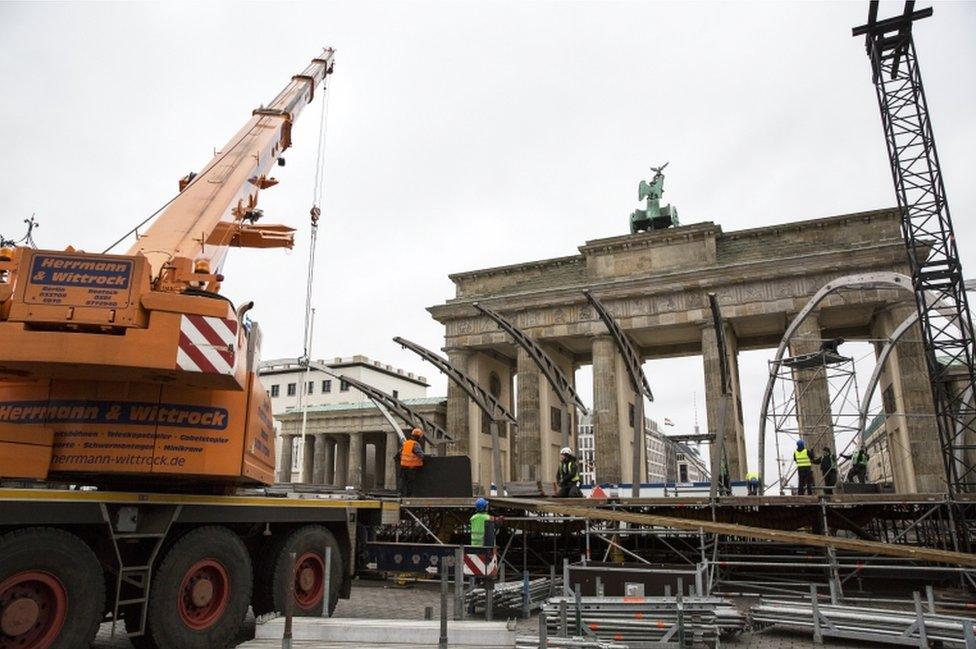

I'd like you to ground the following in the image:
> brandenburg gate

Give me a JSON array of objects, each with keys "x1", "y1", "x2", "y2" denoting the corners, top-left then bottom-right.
[{"x1": 429, "y1": 205, "x2": 943, "y2": 493}]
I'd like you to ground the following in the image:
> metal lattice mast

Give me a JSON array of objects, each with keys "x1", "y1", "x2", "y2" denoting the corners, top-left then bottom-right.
[{"x1": 854, "y1": 2, "x2": 976, "y2": 548}]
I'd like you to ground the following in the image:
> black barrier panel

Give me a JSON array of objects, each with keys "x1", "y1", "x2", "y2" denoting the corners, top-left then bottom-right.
[{"x1": 405, "y1": 455, "x2": 472, "y2": 498}]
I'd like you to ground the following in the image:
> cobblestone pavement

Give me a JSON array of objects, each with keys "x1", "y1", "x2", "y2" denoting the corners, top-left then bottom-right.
[{"x1": 93, "y1": 579, "x2": 894, "y2": 648}]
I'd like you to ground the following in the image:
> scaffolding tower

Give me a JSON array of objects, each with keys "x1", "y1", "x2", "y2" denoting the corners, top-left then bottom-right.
[{"x1": 768, "y1": 349, "x2": 863, "y2": 494}]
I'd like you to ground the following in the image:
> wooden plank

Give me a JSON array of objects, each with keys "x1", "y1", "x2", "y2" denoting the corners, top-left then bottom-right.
[{"x1": 491, "y1": 497, "x2": 976, "y2": 568}]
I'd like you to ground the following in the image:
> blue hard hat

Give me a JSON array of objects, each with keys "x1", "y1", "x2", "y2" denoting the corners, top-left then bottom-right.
[
  {"x1": 796, "y1": 439, "x2": 805, "y2": 449},
  {"x1": 475, "y1": 498, "x2": 489, "y2": 511}
]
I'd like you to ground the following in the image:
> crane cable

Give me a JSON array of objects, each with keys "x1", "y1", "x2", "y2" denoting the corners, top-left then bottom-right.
[
  {"x1": 296, "y1": 79, "x2": 332, "y2": 482},
  {"x1": 302, "y1": 80, "x2": 331, "y2": 363}
]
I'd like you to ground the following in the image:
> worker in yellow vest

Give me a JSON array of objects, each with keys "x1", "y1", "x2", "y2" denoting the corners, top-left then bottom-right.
[
  {"x1": 794, "y1": 439, "x2": 815, "y2": 495},
  {"x1": 399, "y1": 428, "x2": 424, "y2": 497},
  {"x1": 746, "y1": 471, "x2": 760, "y2": 496}
]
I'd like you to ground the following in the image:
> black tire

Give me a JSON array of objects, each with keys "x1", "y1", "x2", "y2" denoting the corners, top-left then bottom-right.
[
  {"x1": 0, "y1": 527, "x2": 105, "y2": 649},
  {"x1": 141, "y1": 526, "x2": 251, "y2": 649},
  {"x1": 254, "y1": 525, "x2": 342, "y2": 617}
]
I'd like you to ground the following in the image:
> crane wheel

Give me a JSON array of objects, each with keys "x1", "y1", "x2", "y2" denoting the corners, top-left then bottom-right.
[
  {"x1": 0, "y1": 527, "x2": 104, "y2": 649},
  {"x1": 139, "y1": 526, "x2": 251, "y2": 649},
  {"x1": 254, "y1": 525, "x2": 342, "y2": 617}
]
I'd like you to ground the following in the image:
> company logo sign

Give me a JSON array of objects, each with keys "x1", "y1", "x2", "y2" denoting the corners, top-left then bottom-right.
[{"x1": 0, "y1": 400, "x2": 229, "y2": 430}]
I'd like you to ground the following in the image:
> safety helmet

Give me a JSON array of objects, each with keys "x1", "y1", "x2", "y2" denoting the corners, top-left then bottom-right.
[
  {"x1": 475, "y1": 497, "x2": 489, "y2": 511},
  {"x1": 796, "y1": 439, "x2": 805, "y2": 449},
  {"x1": 560, "y1": 447, "x2": 572, "y2": 455},
  {"x1": 411, "y1": 427, "x2": 423, "y2": 438}
]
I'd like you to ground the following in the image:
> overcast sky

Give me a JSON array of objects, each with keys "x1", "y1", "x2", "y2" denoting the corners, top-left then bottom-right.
[{"x1": 2, "y1": 1, "x2": 973, "y2": 480}]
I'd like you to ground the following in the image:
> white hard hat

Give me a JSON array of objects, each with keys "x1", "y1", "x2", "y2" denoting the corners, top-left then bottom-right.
[{"x1": 560, "y1": 447, "x2": 572, "y2": 455}]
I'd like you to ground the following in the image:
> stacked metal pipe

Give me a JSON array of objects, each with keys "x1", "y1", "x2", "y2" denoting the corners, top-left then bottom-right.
[
  {"x1": 465, "y1": 577, "x2": 563, "y2": 612},
  {"x1": 541, "y1": 596, "x2": 740, "y2": 648},
  {"x1": 751, "y1": 599, "x2": 976, "y2": 647},
  {"x1": 515, "y1": 636, "x2": 628, "y2": 649}
]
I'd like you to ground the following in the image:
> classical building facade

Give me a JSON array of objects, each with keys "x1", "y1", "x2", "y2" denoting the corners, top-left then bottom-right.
[
  {"x1": 577, "y1": 414, "x2": 705, "y2": 485},
  {"x1": 259, "y1": 356, "x2": 432, "y2": 486},
  {"x1": 261, "y1": 356, "x2": 428, "y2": 413},
  {"x1": 430, "y1": 208, "x2": 942, "y2": 493},
  {"x1": 275, "y1": 397, "x2": 447, "y2": 489}
]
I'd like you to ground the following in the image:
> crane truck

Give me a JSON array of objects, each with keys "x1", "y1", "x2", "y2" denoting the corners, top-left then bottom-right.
[{"x1": 0, "y1": 49, "x2": 390, "y2": 649}]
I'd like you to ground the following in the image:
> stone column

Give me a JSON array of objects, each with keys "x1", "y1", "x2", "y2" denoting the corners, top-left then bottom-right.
[
  {"x1": 302, "y1": 435, "x2": 315, "y2": 484},
  {"x1": 334, "y1": 435, "x2": 349, "y2": 487},
  {"x1": 278, "y1": 434, "x2": 293, "y2": 482},
  {"x1": 872, "y1": 303, "x2": 942, "y2": 492},
  {"x1": 323, "y1": 436, "x2": 336, "y2": 486},
  {"x1": 312, "y1": 434, "x2": 327, "y2": 484},
  {"x1": 592, "y1": 335, "x2": 622, "y2": 484},
  {"x1": 701, "y1": 324, "x2": 747, "y2": 479},
  {"x1": 788, "y1": 313, "x2": 836, "y2": 456},
  {"x1": 516, "y1": 348, "x2": 542, "y2": 481},
  {"x1": 446, "y1": 349, "x2": 472, "y2": 457},
  {"x1": 385, "y1": 431, "x2": 400, "y2": 490},
  {"x1": 373, "y1": 436, "x2": 386, "y2": 489},
  {"x1": 347, "y1": 432, "x2": 364, "y2": 489}
]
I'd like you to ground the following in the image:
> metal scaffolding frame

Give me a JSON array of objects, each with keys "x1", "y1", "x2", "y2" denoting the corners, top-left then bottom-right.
[
  {"x1": 383, "y1": 496, "x2": 976, "y2": 598},
  {"x1": 767, "y1": 350, "x2": 864, "y2": 493}
]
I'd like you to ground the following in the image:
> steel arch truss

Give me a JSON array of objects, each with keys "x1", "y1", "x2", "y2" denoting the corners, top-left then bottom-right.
[
  {"x1": 472, "y1": 302, "x2": 588, "y2": 414},
  {"x1": 582, "y1": 291, "x2": 653, "y2": 401},
  {"x1": 393, "y1": 336, "x2": 516, "y2": 425},
  {"x1": 307, "y1": 360, "x2": 451, "y2": 442},
  {"x1": 758, "y1": 272, "x2": 914, "y2": 481}
]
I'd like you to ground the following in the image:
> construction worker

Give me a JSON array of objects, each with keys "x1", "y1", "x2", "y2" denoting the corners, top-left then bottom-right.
[
  {"x1": 399, "y1": 428, "x2": 424, "y2": 497},
  {"x1": 556, "y1": 447, "x2": 582, "y2": 498},
  {"x1": 469, "y1": 497, "x2": 499, "y2": 546},
  {"x1": 794, "y1": 439, "x2": 815, "y2": 495},
  {"x1": 842, "y1": 446, "x2": 870, "y2": 484},
  {"x1": 819, "y1": 446, "x2": 838, "y2": 494},
  {"x1": 746, "y1": 471, "x2": 760, "y2": 496},
  {"x1": 720, "y1": 461, "x2": 732, "y2": 496}
]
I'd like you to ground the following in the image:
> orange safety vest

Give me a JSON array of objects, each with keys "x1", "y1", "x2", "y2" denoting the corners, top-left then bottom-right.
[{"x1": 400, "y1": 439, "x2": 423, "y2": 468}]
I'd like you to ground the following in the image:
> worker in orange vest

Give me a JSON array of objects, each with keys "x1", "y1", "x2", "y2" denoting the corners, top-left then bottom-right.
[{"x1": 399, "y1": 428, "x2": 425, "y2": 497}]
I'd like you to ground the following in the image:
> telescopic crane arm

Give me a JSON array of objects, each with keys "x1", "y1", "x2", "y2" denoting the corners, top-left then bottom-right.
[{"x1": 128, "y1": 49, "x2": 335, "y2": 292}]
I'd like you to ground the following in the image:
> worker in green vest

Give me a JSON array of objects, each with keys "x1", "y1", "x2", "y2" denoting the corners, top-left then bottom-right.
[
  {"x1": 794, "y1": 439, "x2": 815, "y2": 495},
  {"x1": 746, "y1": 471, "x2": 760, "y2": 496},
  {"x1": 842, "y1": 446, "x2": 870, "y2": 483},
  {"x1": 470, "y1": 498, "x2": 495, "y2": 546}
]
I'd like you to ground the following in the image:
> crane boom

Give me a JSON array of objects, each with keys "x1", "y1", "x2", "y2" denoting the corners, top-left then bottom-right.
[
  {"x1": 130, "y1": 49, "x2": 334, "y2": 285},
  {"x1": 0, "y1": 50, "x2": 336, "y2": 488}
]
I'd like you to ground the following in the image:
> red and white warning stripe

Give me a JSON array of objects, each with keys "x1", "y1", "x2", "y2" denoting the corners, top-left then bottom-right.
[
  {"x1": 463, "y1": 550, "x2": 498, "y2": 577},
  {"x1": 177, "y1": 314, "x2": 238, "y2": 374}
]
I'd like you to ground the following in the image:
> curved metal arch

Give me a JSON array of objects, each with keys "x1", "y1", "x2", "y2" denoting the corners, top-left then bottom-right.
[
  {"x1": 582, "y1": 291, "x2": 653, "y2": 401},
  {"x1": 307, "y1": 360, "x2": 451, "y2": 442},
  {"x1": 858, "y1": 309, "x2": 920, "y2": 437},
  {"x1": 757, "y1": 272, "x2": 914, "y2": 483},
  {"x1": 472, "y1": 302, "x2": 588, "y2": 414},
  {"x1": 857, "y1": 281, "x2": 976, "y2": 439},
  {"x1": 393, "y1": 336, "x2": 516, "y2": 424}
]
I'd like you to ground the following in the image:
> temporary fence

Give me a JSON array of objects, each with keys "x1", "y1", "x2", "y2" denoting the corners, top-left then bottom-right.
[
  {"x1": 539, "y1": 595, "x2": 744, "y2": 648},
  {"x1": 515, "y1": 635, "x2": 628, "y2": 649},
  {"x1": 751, "y1": 593, "x2": 976, "y2": 648}
]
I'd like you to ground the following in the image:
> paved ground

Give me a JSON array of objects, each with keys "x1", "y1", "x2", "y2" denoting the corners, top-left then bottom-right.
[{"x1": 93, "y1": 579, "x2": 894, "y2": 648}]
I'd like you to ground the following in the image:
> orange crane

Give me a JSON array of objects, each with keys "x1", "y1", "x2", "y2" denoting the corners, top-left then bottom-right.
[{"x1": 0, "y1": 49, "x2": 335, "y2": 486}]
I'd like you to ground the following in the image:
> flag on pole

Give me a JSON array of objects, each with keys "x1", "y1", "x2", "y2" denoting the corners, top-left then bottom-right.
[{"x1": 664, "y1": 417, "x2": 675, "y2": 427}]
